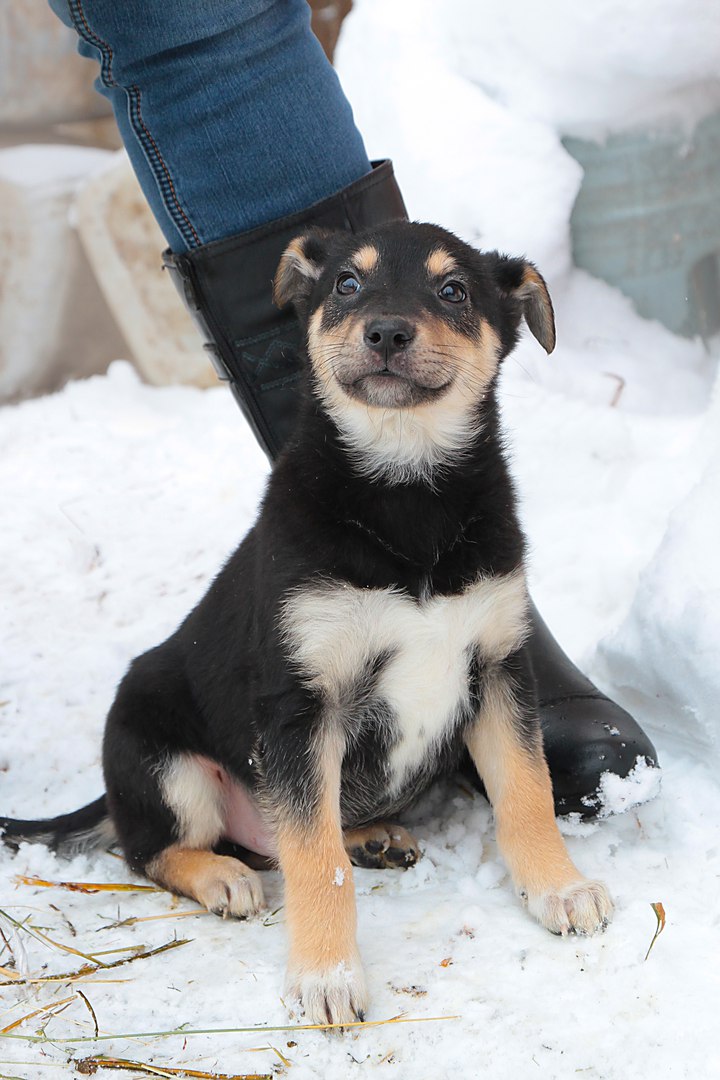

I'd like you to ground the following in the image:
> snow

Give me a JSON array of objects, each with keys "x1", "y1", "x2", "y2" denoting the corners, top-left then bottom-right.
[
  {"x1": 2, "y1": 1, "x2": 720, "y2": 1077},
  {"x1": 577, "y1": 759, "x2": 663, "y2": 820}
]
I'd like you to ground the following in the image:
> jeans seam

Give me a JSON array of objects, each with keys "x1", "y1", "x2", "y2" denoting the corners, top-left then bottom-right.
[{"x1": 67, "y1": 0, "x2": 201, "y2": 249}]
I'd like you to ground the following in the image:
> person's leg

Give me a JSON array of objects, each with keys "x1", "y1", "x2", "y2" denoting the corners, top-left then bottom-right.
[
  {"x1": 49, "y1": 0, "x2": 658, "y2": 815},
  {"x1": 49, "y1": 0, "x2": 404, "y2": 453},
  {"x1": 48, "y1": 0, "x2": 372, "y2": 251}
]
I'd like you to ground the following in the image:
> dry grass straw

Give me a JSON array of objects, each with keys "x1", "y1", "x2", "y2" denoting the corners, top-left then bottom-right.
[
  {"x1": 17, "y1": 874, "x2": 212, "y2": 929},
  {"x1": 74, "y1": 1058, "x2": 271, "y2": 1079},
  {"x1": 0, "y1": 925, "x2": 189, "y2": 988},
  {"x1": 644, "y1": 901, "x2": 666, "y2": 961},
  {"x1": 16, "y1": 875, "x2": 162, "y2": 895},
  {"x1": 100, "y1": 909, "x2": 209, "y2": 929},
  {"x1": 0, "y1": 994, "x2": 76, "y2": 1034},
  {"x1": 0, "y1": 1012, "x2": 459, "y2": 1045},
  {"x1": 0, "y1": 907, "x2": 110, "y2": 968},
  {"x1": 76, "y1": 990, "x2": 100, "y2": 1037},
  {"x1": 253, "y1": 1045, "x2": 291, "y2": 1068}
]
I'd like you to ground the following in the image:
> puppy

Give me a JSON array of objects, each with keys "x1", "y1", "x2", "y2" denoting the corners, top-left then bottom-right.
[{"x1": 1, "y1": 221, "x2": 612, "y2": 1025}]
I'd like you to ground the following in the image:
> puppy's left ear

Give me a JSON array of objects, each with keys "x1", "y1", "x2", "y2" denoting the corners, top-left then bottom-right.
[
  {"x1": 492, "y1": 255, "x2": 556, "y2": 354},
  {"x1": 273, "y1": 228, "x2": 331, "y2": 310}
]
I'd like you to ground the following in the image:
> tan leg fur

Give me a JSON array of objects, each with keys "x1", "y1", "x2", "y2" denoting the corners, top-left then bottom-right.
[{"x1": 466, "y1": 671, "x2": 613, "y2": 935}]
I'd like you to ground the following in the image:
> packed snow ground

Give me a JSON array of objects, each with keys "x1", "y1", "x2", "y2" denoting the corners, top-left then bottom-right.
[{"x1": 3, "y1": 1, "x2": 720, "y2": 1077}]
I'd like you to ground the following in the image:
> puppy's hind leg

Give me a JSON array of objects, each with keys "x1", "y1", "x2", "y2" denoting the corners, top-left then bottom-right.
[
  {"x1": 465, "y1": 651, "x2": 613, "y2": 937},
  {"x1": 103, "y1": 657, "x2": 264, "y2": 918},
  {"x1": 147, "y1": 844, "x2": 264, "y2": 919},
  {"x1": 145, "y1": 755, "x2": 264, "y2": 918}
]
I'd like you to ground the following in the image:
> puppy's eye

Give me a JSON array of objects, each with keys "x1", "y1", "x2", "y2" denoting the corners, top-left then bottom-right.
[
  {"x1": 439, "y1": 281, "x2": 467, "y2": 303},
  {"x1": 336, "y1": 274, "x2": 361, "y2": 295}
]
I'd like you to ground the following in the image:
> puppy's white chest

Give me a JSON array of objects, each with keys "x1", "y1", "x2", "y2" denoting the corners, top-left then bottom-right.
[{"x1": 282, "y1": 570, "x2": 528, "y2": 786}]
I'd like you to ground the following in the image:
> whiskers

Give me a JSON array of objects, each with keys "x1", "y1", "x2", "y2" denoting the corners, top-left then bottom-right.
[{"x1": 310, "y1": 340, "x2": 494, "y2": 397}]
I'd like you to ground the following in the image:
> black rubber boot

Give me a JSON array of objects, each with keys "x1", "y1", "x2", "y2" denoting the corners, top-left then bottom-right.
[
  {"x1": 525, "y1": 600, "x2": 658, "y2": 816},
  {"x1": 164, "y1": 159, "x2": 659, "y2": 818},
  {"x1": 164, "y1": 160, "x2": 407, "y2": 459}
]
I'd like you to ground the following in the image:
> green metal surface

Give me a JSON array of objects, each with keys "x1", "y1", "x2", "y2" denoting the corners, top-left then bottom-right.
[{"x1": 564, "y1": 110, "x2": 720, "y2": 340}]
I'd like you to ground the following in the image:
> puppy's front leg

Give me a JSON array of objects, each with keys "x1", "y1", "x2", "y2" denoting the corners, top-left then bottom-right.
[
  {"x1": 273, "y1": 727, "x2": 367, "y2": 1025},
  {"x1": 466, "y1": 652, "x2": 613, "y2": 935}
]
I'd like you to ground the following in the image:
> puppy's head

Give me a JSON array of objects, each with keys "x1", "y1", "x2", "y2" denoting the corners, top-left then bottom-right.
[{"x1": 274, "y1": 222, "x2": 554, "y2": 481}]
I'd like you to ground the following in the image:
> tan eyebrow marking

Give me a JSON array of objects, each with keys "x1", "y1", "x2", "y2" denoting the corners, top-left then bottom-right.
[
  {"x1": 353, "y1": 244, "x2": 380, "y2": 274},
  {"x1": 425, "y1": 247, "x2": 458, "y2": 278},
  {"x1": 273, "y1": 235, "x2": 322, "y2": 306}
]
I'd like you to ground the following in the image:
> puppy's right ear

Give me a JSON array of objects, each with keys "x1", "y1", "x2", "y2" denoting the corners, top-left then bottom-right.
[{"x1": 273, "y1": 228, "x2": 331, "y2": 309}]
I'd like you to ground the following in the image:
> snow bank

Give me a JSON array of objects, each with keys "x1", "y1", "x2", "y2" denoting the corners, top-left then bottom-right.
[
  {"x1": 441, "y1": 0, "x2": 720, "y2": 136},
  {"x1": 337, "y1": 0, "x2": 582, "y2": 280},
  {"x1": 340, "y1": 0, "x2": 720, "y2": 142},
  {"x1": 598, "y1": 386, "x2": 720, "y2": 753}
]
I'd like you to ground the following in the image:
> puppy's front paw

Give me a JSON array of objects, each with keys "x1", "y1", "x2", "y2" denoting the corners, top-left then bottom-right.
[
  {"x1": 526, "y1": 879, "x2": 613, "y2": 936},
  {"x1": 285, "y1": 958, "x2": 368, "y2": 1026}
]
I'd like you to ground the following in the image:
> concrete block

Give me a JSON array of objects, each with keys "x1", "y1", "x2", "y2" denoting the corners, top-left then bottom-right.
[
  {"x1": 0, "y1": 3, "x2": 110, "y2": 129},
  {"x1": 0, "y1": 144, "x2": 127, "y2": 402},
  {"x1": 75, "y1": 155, "x2": 215, "y2": 390}
]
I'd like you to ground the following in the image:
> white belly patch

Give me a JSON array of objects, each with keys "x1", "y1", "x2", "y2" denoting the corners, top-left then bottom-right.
[{"x1": 281, "y1": 569, "x2": 529, "y2": 788}]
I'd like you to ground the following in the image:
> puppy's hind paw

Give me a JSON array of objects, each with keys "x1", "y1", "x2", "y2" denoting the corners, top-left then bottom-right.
[
  {"x1": 527, "y1": 879, "x2": 614, "y2": 937},
  {"x1": 344, "y1": 822, "x2": 420, "y2": 870},
  {"x1": 147, "y1": 848, "x2": 265, "y2": 919},
  {"x1": 192, "y1": 856, "x2": 265, "y2": 919},
  {"x1": 285, "y1": 959, "x2": 368, "y2": 1028}
]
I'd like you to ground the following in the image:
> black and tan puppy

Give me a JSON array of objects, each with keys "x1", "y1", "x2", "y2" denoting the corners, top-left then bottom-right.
[{"x1": 1, "y1": 222, "x2": 612, "y2": 1024}]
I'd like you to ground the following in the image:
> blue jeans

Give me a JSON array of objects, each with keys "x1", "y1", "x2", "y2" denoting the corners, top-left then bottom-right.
[{"x1": 49, "y1": 0, "x2": 372, "y2": 252}]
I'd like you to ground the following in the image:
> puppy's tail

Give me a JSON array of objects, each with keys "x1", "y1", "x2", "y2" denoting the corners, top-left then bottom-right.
[{"x1": 0, "y1": 796, "x2": 116, "y2": 856}]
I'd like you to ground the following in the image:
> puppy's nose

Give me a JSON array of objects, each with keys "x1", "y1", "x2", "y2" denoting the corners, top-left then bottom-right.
[{"x1": 363, "y1": 318, "x2": 415, "y2": 354}]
